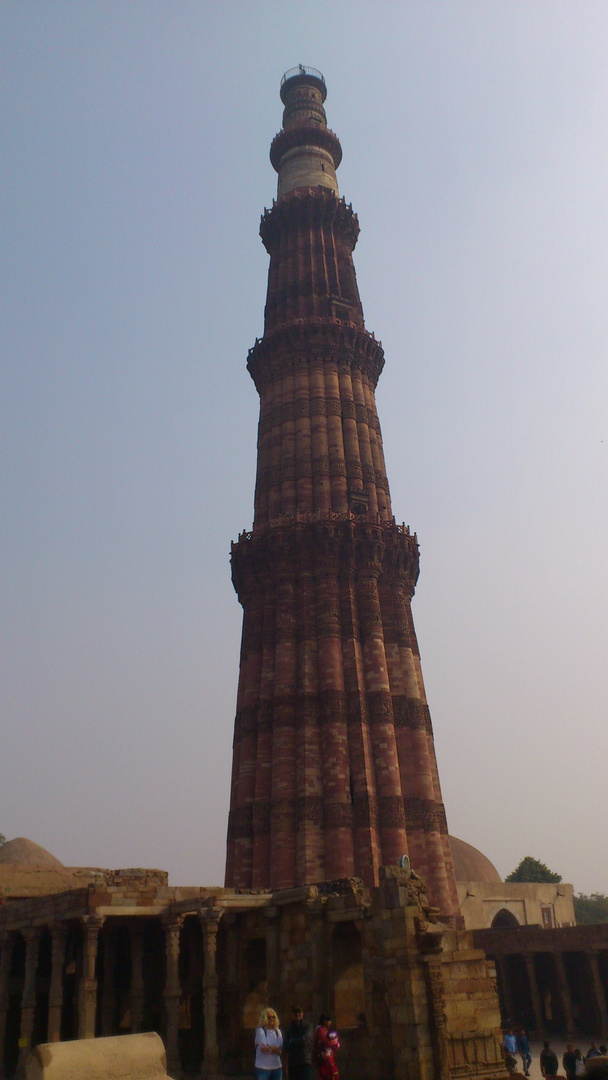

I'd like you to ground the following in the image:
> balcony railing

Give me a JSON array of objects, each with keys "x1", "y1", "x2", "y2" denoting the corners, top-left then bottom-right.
[{"x1": 281, "y1": 65, "x2": 325, "y2": 87}]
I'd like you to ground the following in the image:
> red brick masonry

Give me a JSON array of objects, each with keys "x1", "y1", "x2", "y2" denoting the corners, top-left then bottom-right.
[{"x1": 225, "y1": 71, "x2": 461, "y2": 925}]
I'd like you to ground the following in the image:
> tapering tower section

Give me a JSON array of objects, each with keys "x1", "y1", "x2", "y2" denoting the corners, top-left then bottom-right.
[{"x1": 226, "y1": 67, "x2": 461, "y2": 923}]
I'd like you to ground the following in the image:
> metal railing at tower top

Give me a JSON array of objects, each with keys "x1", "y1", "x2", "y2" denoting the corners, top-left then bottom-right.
[{"x1": 281, "y1": 65, "x2": 325, "y2": 87}]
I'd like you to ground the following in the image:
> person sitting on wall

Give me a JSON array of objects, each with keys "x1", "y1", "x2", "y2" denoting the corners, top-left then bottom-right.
[{"x1": 587, "y1": 1044, "x2": 602, "y2": 1060}]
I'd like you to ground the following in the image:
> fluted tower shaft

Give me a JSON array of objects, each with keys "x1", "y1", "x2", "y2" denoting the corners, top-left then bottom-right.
[{"x1": 226, "y1": 68, "x2": 460, "y2": 923}]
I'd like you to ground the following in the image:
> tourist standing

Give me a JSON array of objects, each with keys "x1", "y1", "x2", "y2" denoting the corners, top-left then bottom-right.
[
  {"x1": 314, "y1": 1015, "x2": 340, "y2": 1080},
  {"x1": 255, "y1": 1008, "x2": 283, "y2": 1080},
  {"x1": 284, "y1": 1006, "x2": 314, "y2": 1080},
  {"x1": 540, "y1": 1041, "x2": 560, "y2": 1077},
  {"x1": 504, "y1": 1030, "x2": 517, "y2": 1058},
  {"x1": 516, "y1": 1028, "x2": 532, "y2": 1077},
  {"x1": 563, "y1": 1044, "x2": 577, "y2": 1080}
]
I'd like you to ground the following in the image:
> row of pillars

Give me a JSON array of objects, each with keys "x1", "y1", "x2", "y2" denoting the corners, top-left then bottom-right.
[
  {"x1": 0, "y1": 909, "x2": 223, "y2": 1079},
  {"x1": 495, "y1": 951, "x2": 608, "y2": 1039}
]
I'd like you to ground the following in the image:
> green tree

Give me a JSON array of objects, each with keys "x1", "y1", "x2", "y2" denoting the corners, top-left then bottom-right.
[
  {"x1": 573, "y1": 893, "x2": 608, "y2": 925},
  {"x1": 505, "y1": 856, "x2": 562, "y2": 883},
  {"x1": 0, "y1": 834, "x2": 5, "y2": 848}
]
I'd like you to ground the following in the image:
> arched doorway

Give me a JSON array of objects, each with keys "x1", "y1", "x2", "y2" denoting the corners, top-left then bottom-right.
[{"x1": 491, "y1": 909, "x2": 520, "y2": 929}]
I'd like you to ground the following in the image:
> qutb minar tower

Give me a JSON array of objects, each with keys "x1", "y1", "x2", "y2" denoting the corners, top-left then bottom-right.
[{"x1": 226, "y1": 67, "x2": 460, "y2": 923}]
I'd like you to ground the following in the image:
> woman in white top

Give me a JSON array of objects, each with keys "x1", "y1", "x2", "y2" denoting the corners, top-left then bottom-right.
[{"x1": 254, "y1": 1007, "x2": 283, "y2": 1080}]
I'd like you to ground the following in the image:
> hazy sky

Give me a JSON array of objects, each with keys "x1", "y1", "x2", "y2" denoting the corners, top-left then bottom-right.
[{"x1": 2, "y1": 2, "x2": 607, "y2": 896}]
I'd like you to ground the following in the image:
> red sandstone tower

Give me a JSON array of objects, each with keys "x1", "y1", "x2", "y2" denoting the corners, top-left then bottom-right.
[{"x1": 226, "y1": 67, "x2": 460, "y2": 922}]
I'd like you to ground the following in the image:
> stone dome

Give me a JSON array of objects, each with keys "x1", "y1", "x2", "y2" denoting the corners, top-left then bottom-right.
[
  {"x1": 0, "y1": 837, "x2": 65, "y2": 868},
  {"x1": 449, "y1": 835, "x2": 502, "y2": 884}
]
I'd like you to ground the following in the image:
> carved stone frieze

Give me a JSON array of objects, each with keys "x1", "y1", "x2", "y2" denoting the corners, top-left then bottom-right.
[
  {"x1": 272, "y1": 799, "x2": 296, "y2": 825},
  {"x1": 404, "y1": 797, "x2": 448, "y2": 835},
  {"x1": 392, "y1": 697, "x2": 433, "y2": 734},
  {"x1": 319, "y1": 689, "x2": 347, "y2": 724},
  {"x1": 345, "y1": 458, "x2": 363, "y2": 479},
  {"x1": 312, "y1": 456, "x2": 330, "y2": 475},
  {"x1": 377, "y1": 795, "x2": 407, "y2": 827},
  {"x1": 324, "y1": 800, "x2": 354, "y2": 828},
  {"x1": 367, "y1": 692, "x2": 393, "y2": 725},
  {"x1": 296, "y1": 795, "x2": 323, "y2": 825},
  {"x1": 329, "y1": 458, "x2": 347, "y2": 477},
  {"x1": 353, "y1": 790, "x2": 378, "y2": 826}
]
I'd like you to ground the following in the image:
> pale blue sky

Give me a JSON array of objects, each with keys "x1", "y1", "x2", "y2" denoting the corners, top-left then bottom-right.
[{"x1": 2, "y1": 2, "x2": 608, "y2": 894}]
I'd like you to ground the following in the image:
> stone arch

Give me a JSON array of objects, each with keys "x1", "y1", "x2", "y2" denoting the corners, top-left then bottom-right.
[{"x1": 491, "y1": 908, "x2": 520, "y2": 929}]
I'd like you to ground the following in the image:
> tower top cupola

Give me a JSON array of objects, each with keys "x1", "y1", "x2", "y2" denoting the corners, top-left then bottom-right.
[{"x1": 270, "y1": 66, "x2": 342, "y2": 199}]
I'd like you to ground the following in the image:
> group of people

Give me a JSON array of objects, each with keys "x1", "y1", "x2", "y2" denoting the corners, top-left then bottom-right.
[
  {"x1": 503, "y1": 1028, "x2": 533, "y2": 1076},
  {"x1": 552, "y1": 1043, "x2": 608, "y2": 1079},
  {"x1": 254, "y1": 1006, "x2": 340, "y2": 1080},
  {"x1": 503, "y1": 1028, "x2": 608, "y2": 1078}
]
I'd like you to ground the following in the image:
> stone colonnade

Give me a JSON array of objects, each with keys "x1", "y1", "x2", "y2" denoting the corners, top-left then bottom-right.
[
  {"x1": 475, "y1": 926, "x2": 608, "y2": 1040},
  {"x1": 0, "y1": 871, "x2": 509, "y2": 1080},
  {"x1": 0, "y1": 908, "x2": 223, "y2": 1079}
]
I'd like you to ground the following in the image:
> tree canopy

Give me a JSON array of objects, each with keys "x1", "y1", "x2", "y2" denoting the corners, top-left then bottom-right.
[
  {"x1": 573, "y1": 894, "x2": 608, "y2": 925},
  {"x1": 505, "y1": 856, "x2": 562, "y2": 883},
  {"x1": 0, "y1": 834, "x2": 5, "y2": 848}
]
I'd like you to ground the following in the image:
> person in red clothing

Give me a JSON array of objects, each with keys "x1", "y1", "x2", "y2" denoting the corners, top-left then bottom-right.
[{"x1": 313, "y1": 1015, "x2": 340, "y2": 1080}]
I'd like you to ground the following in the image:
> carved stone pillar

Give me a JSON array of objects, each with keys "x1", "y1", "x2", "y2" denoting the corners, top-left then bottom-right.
[
  {"x1": 100, "y1": 929, "x2": 117, "y2": 1036},
  {"x1": 492, "y1": 955, "x2": 514, "y2": 1022},
  {"x1": 47, "y1": 927, "x2": 67, "y2": 1042},
  {"x1": 16, "y1": 927, "x2": 42, "y2": 1077},
  {"x1": 0, "y1": 933, "x2": 13, "y2": 1062},
  {"x1": 523, "y1": 953, "x2": 544, "y2": 1035},
  {"x1": 130, "y1": 926, "x2": 145, "y2": 1033},
  {"x1": 201, "y1": 909, "x2": 223, "y2": 1079},
  {"x1": 163, "y1": 916, "x2": 183, "y2": 1078},
  {"x1": 554, "y1": 952, "x2": 574, "y2": 1038},
  {"x1": 586, "y1": 951, "x2": 608, "y2": 1038},
  {"x1": 78, "y1": 916, "x2": 103, "y2": 1039}
]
